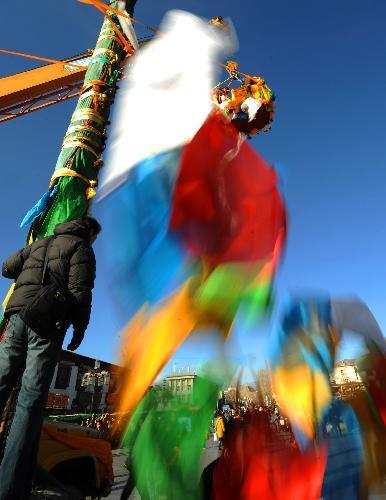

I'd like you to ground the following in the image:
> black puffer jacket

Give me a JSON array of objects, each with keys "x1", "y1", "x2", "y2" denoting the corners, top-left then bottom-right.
[{"x1": 2, "y1": 219, "x2": 96, "y2": 334}]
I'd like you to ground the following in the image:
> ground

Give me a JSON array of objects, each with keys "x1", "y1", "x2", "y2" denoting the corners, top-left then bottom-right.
[
  {"x1": 108, "y1": 442, "x2": 220, "y2": 499},
  {"x1": 108, "y1": 449, "x2": 131, "y2": 499},
  {"x1": 29, "y1": 441, "x2": 220, "y2": 499}
]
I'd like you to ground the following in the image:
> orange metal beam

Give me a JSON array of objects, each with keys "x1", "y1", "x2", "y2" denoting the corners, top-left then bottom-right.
[
  {"x1": 0, "y1": 53, "x2": 90, "y2": 109},
  {"x1": 0, "y1": 83, "x2": 82, "y2": 123}
]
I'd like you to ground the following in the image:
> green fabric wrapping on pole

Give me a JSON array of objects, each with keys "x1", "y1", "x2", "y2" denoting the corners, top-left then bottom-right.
[
  {"x1": 31, "y1": 3, "x2": 129, "y2": 241},
  {"x1": 33, "y1": 148, "x2": 99, "y2": 239},
  {"x1": 35, "y1": 177, "x2": 88, "y2": 239}
]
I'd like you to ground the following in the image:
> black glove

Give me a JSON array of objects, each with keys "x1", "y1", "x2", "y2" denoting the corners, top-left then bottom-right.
[{"x1": 67, "y1": 330, "x2": 84, "y2": 351}]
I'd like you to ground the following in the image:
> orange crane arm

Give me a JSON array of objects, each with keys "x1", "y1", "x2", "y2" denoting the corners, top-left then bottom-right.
[{"x1": 0, "y1": 53, "x2": 91, "y2": 123}]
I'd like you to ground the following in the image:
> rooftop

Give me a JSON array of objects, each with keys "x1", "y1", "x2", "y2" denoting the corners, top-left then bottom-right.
[
  {"x1": 335, "y1": 359, "x2": 357, "y2": 367},
  {"x1": 166, "y1": 374, "x2": 196, "y2": 380}
]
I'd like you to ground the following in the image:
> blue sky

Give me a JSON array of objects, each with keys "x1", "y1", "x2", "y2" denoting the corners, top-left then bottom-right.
[{"x1": 1, "y1": 0, "x2": 386, "y2": 371}]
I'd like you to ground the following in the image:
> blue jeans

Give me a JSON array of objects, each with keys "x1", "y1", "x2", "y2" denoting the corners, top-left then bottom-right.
[{"x1": 0, "y1": 314, "x2": 63, "y2": 499}]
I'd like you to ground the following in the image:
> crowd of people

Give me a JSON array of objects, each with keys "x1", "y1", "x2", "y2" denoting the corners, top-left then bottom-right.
[
  {"x1": 78, "y1": 413, "x2": 133, "y2": 447},
  {"x1": 80, "y1": 413, "x2": 116, "y2": 438},
  {"x1": 201, "y1": 404, "x2": 302, "y2": 499},
  {"x1": 211, "y1": 403, "x2": 292, "y2": 451}
]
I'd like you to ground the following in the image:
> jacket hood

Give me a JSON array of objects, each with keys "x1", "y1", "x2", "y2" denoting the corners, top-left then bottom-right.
[{"x1": 54, "y1": 219, "x2": 90, "y2": 240}]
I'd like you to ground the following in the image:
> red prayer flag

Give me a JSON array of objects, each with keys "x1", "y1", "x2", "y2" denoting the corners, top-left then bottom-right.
[{"x1": 170, "y1": 112, "x2": 286, "y2": 267}]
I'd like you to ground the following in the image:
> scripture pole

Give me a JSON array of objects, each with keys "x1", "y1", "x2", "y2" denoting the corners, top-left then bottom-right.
[{"x1": 30, "y1": 0, "x2": 136, "y2": 241}]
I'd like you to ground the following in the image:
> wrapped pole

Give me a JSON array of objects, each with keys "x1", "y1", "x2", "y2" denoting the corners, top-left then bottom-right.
[{"x1": 30, "y1": 0, "x2": 137, "y2": 240}]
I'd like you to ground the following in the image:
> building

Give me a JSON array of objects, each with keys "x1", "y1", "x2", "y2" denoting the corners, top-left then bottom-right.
[
  {"x1": 239, "y1": 384, "x2": 259, "y2": 405},
  {"x1": 332, "y1": 359, "x2": 362, "y2": 385},
  {"x1": 331, "y1": 359, "x2": 365, "y2": 399},
  {"x1": 222, "y1": 369, "x2": 273, "y2": 408},
  {"x1": 223, "y1": 387, "x2": 237, "y2": 405},
  {"x1": 165, "y1": 373, "x2": 196, "y2": 400},
  {"x1": 46, "y1": 350, "x2": 123, "y2": 414},
  {"x1": 222, "y1": 384, "x2": 259, "y2": 407}
]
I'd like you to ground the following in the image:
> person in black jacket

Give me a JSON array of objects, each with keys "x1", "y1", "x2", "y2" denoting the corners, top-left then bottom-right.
[{"x1": 0, "y1": 216, "x2": 100, "y2": 500}]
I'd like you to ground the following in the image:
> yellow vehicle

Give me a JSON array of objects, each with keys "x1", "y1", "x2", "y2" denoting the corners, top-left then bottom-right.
[{"x1": 37, "y1": 421, "x2": 113, "y2": 499}]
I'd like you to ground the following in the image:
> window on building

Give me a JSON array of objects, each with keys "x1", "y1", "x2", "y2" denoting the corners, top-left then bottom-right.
[{"x1": 54, "y1": 364, "x2": 72, "y2": 390}]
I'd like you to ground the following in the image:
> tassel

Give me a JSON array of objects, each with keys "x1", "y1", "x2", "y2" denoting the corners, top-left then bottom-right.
[{"x1": 86, "y1": 186, "x2": 97, "y2": 200}]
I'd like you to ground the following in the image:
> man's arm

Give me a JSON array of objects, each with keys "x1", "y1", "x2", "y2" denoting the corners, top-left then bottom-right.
[
  {"x1": 2, "y1": 246, "x2": 30, "y2": 280},
  {"x1": 67, "y1": 243, "x2": 96, "y2": 350}
]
